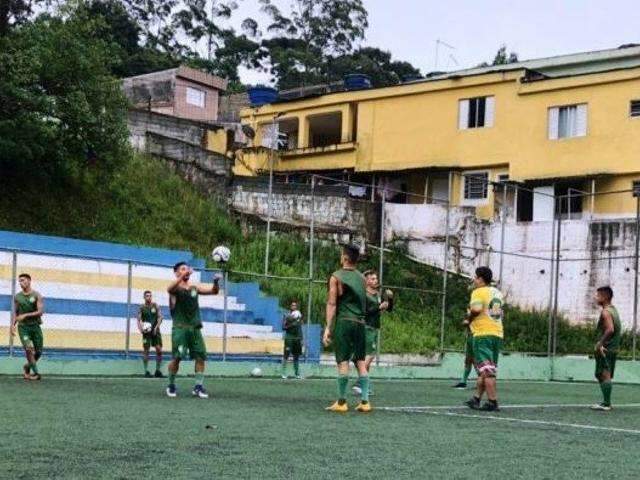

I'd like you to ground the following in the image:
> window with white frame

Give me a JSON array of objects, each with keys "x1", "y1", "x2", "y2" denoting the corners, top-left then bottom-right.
[
  {"x1": 186, "y1": 86, "x2": 206, "y2": 108},
  {"x1": 458, "y1": 96, "x2": 495, "y2": 129},
  {"x1": 630, "y1": 100, "x2": 640, "y2": 117},
  {"x1": 548, "y1": 104, "x2": 587, "y2": 139},
  {"x1": 462, "y1": 171, "x2": 489, "y2": 202}
]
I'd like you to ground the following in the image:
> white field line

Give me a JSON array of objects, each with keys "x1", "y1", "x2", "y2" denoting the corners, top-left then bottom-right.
[
  {"x1": 379, "y1": 403, "x2": 640, "y2": 411},
  {"x1": 386, "y1": 408, "x2": 640, "y2": 435}
]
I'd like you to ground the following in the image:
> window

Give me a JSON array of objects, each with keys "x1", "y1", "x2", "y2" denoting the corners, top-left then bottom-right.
[
  {"x1": 458, "y1": 96, "x2": 495, "y2": 129},
  {"x1": 186, "y1": 86, "x2": 206, "y2": 108},
  {"x1": 631, "y1": 100, "x2": 640, "y2": 117},
  {"x1": 462, "y1": 172, "x2": 489, "y2": 201},
  {"x1": 548, "y1": 104, "x2": 587, "y2": 139}
]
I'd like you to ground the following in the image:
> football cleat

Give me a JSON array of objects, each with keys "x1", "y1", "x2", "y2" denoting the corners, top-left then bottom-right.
[
  {"x1": 192, "y1": 385, "x2": 209, "y2": 399},
  {"x1": 464, "y1": 397, "x2": 480, "y2": 410},
  {"x1": 29, "y1": 374, "x2": 41, "y2": 381},
  {"x1": 452, "y1": 382, "x2": 467, "y2": 389},
  {"x1": 479, "y1": 401, "x2": 500, "y2": 412},
  {"x1": 590, "y1": 403, "x2": 612, "y2": 411},
  {"x1": 325, "y1": 401, "x2": 349, "y2": 413},
  {"x1": 355, "y1": 402, "x2": 372, "y2": 413},
  {"x1": 166, "y1": 384, "x2": 177, "y2": 398},
  {"x1": 154, "y1": 370, "x2": 165, "y2": 378},
  {"x1": 144, "y1": 371, "x2": 152, "y2": 378}
]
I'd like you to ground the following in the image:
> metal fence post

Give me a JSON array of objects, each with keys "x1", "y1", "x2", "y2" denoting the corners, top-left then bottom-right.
[
  {"x1": 376, "y1": 191, "x2": 386, "y2": 366},
  {"x1": 632, "y1": 194, "x2": 640, "y2": 361},
  {"x1": 440, "y1": 172, "x2": 453, "y2": 353},
  {"x1": 498, "y1": 184, "x2": 507, "y2": 286},
  {"x1": 8, "y1": 251, "x2": 17, "y2": 357},
  {"x1": 222, "y1": 270, "x2": 229, "y2": 361},
  {"x1": 125, "y1": 261, "x2": 132, "y2": 358},
  {"x1": 305, "y1": 176, "x2": 316, "y2": 363}
]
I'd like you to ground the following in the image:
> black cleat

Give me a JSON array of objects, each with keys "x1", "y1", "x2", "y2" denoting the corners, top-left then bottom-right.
[
  {"x1": 452, "y1": 382, "x2": 467, "y2": 389},
  {"x1": 154, "y1": 370, "x2": 165, "y2": 378},
  {"x1": 144, "y1": 371, "x2": 152, "y2": 378},
  {"x1": 479, "y1": 401, "x2": 500, "y2": 412},
  {"x1": 464, "y1": 397, "x2": 480, "y2": 410}
]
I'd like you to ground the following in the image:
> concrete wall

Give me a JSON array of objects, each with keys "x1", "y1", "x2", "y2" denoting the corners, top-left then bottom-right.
[
  {"x1": 385, "y1": 202, "x2": 640, "y2": 328},
  {"x1": 128, "y1": 109, "x2": 210, "y2": 150},
  {"x1": 230, "y1": 179, "x2": 380, "y2": 240}
]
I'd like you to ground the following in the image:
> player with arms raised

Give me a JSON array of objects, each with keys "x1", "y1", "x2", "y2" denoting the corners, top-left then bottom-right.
[
  {"x1": 281, "y1": 301, "x2": 303, "y2": 379},
  {"x1": 166, "y1": 262, "x2": 219, "y2": 398},
  {"x1": 137, "y1": 290, "x2": 164, "y2": 378},
  {"x1": 10, "y1": 273, "x2": 45, "y2": 380},
  {"x1": 591, "y1": 286, "x2": 621, "y2": 411},
  {"x1": 323, "y1": 244, "x2": 371, "y2": 413},
  {"x1": 464, "y1": 267, "x2": 504, "y2": 412}
]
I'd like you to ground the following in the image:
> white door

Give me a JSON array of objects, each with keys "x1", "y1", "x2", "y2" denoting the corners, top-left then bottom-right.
[{"x1": 533, "y1": 186, "x2": 555, "y2": 222}]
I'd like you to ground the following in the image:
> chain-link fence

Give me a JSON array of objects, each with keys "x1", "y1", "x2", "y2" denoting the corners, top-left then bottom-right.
[{"x1": 3, "y1": 172, "x2": 639, "y2": 366}]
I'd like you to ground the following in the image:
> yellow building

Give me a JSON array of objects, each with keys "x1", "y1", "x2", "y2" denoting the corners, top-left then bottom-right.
[{"x1": 238, "y1": 45, "x2": 640, "y2": 220}]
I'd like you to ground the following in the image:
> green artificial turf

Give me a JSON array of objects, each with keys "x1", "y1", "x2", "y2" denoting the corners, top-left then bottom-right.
[{"x1": 2, "y1": 376, "x2": 640, "y2": 479}]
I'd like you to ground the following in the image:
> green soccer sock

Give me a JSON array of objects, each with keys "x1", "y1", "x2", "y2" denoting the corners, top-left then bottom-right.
[
  {"x1": 168, "y1": 373, "x2": 176, "y2": 386},
  {"x1": 143, "y1": 359, "x2": 149, "y2": 373},
  {"x1": 462, "y1": 365, "x2": 472, "y2": 383},
  {"x1": 30, "y1": 362, "x2": 39, "y2": 375},
  {"x1": 337, "y1": 375, "x2": 349, "y2": 400},
  {"x1": 293, "y1": 358, "x2": 300, "y2": 376},
  {"x1": 359, "y1": 376, "x2": 370, "y2": 402},
  {"x1": 155, "y1": 359, "x2": 162, "y2": 372},
  {"x1": 195, "y1": 372, "x2": 205, "y2": 387},
  {"x1": 600, "y1": 381, "x2": 612, "y2": 406}
]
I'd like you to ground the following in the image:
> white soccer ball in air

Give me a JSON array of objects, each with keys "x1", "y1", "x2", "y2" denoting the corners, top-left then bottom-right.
[
  {"x1": 250, "y1": 367, "x2": 263, "y2": 378},
  {"x1": 212, "y1": 245, "x2": 231, "y2": 263},
  {"x1": 290, "y1": 310, "x2": 302, "y2": 320},
  {"x1": 141, "y1": 322, "x2": 153, "y2": 333}
]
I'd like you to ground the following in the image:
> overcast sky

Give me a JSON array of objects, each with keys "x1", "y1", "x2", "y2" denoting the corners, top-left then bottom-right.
[{"x1": 231, "y1": 0, "x2": 640, "y2": 84}]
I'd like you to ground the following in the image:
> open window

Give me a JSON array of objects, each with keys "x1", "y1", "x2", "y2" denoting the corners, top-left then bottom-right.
[
  {"x1": 308, "y1": 112, "x2": 342, "y2": 148},
  {"x1": 277, "y1": 118, "x2": 299, "y2": 151}
]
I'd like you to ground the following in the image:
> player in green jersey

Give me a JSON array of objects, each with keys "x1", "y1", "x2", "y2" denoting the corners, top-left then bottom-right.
[
  {"x1": 281, "y1": 301, "x2": 303, "y2": 379},
  {"x1": 591, "y1": 286, "x2": 622, "y2": 411},
  {"x1": 10, "y1": 273, "x2": 44, "y2": 380},
  {"x1": 137, "y1": 290, "x2": 164, "y2": 378},
  {"x1": 352, "y1": 270, "x2": 391, "y2": 397},
  {"x1": 166, "y1": 262, "x2": 220, "y2": 399},
  {"x1": 323, "y1": 244, "x2": 371, "y2": 413}
]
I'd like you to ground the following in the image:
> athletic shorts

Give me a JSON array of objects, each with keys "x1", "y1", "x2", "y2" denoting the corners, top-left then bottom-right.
[
  {"x1": 473, "y1": 335, "x2": 502, "y2": 377},
  {"x1": 334, "y1": 319, "x2": 366, "y2": 364},
  {"x1": 171, "y1": 327, "x2": 207, "y2": 361},
  {"x1": 284, "y1": 337, "x2": 302, "y2": 357},
  {"x1": 18, "y1": 324, "x2": 43, "y2": 353},
  {"x1": 465, "y1": 334, "x2": 474, "y2": 360},
  {"x1": 143, "y1": 332, "x2": 163, "y2": 348},
  {"x1": 365, "y1": 328, "x2": 379, "y2": 357},
  {"x1": 595, "y1": 351, "x2": 617, "y2": 378}
]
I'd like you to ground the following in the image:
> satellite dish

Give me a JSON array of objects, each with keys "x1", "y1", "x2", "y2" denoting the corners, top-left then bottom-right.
[{"x1": 241, "y1": 124, "x2": 256, "y2": 139}]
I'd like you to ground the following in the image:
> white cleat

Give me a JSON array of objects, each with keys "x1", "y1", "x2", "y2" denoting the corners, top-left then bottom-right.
[
  {"x1": 590, "y1": 403, "x2": 612, "y2": 411},
  {"x1": 192, "y1": 386, "x2": 209, "y2": 399},
  {"x1": 166, "y1": 385, "x2": 177, "y2": 398}
]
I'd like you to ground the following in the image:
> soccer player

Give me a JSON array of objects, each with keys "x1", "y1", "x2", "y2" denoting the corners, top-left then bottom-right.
[
  {"x1": 10, "y1": 273, "x2": 44, "y2": 380},
  {"x1": 281, "y1": 301, "x2": 303, "y2": 379},
  {"x1": 166, "y1": 262, "x2": 219, "y2": 398},
  {"x1": 591, "y1": 286, "x2": 621, "y2": 411},
  {"x1": 352, "y1": 270, "x2": 391, "y2": 397},
  {"x1": 464, "y1": 267, "x2": 504, "y2": 412},
  {"x1": 137, "y1": 290, "x2": 164, "y2": 378},
  {"x1": 323, "y1": 244, "x2": 371, "y2": 413},
  {"x1": 452, "y1": 323, "x2": 474, "y2": 389}
]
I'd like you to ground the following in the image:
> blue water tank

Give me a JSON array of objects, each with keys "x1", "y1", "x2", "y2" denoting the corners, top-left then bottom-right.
[
  {"x1": 344, "y1": 74, "x2": 372, "y2": 90},
  {"x1": 248, "y1": 86, "x2": 278, "y2": 106}
]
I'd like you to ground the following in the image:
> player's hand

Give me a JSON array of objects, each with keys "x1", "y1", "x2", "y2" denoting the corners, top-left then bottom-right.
[
  {"x1": 379, "y1": 301, "x2": 389, "y2": 311},
  {"x1": 322, "y1": 328, "x2": 332, "y2": 347},
  {"x1": 596, "y1": 344, "x2": 607, "y2": 356},
  {"x1": 182, "y1": 267, "x2": 192, "y2": 280},
  {"x1": 462, "y1": 319, "x2": 470, "y2": 326},
  {"x1": 153, "y1": 326, "x2": 159, "y2": 335}
]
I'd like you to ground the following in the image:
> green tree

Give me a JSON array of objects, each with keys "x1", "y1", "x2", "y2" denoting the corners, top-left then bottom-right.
[
  {"x1": 255, "y1": 0, "x2": 368, "y2": 88},
  {"x1": 0, "y1": 8, "x2": 130, "y2": 175},
  {"x1": 477, "y1": 44, "x2": 519, "y2": 68}
]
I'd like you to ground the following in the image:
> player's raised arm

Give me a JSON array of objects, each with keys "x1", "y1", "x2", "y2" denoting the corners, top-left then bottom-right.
[
  {"x1": 196, "y1": 275, "x2": 220, "y2": 295},
  {"x1": 323, "y1": 275, "x2": 339, "y2": 346},
  {"x1": 167, "y1": 271, "x2": 188, "y2": 294}
]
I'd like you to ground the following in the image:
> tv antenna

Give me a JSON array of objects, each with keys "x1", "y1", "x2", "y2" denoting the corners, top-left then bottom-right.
[{"x1": 434, "y1": 39, "x2": 456, "y2": 70}]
